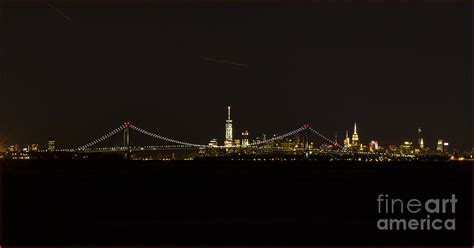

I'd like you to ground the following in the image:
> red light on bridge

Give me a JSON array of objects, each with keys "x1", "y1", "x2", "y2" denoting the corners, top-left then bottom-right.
[
  {"x1": 303, "y1": 124, "x2": 310, "y2": 128},
  {"x1": 123, "y1": 121, "x2": 132, "y2": 125}
]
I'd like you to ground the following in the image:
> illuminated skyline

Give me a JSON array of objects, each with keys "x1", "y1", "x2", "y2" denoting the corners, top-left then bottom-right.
[{"x1": 0, "y1": 106, "x2": 468, "y2": 155}]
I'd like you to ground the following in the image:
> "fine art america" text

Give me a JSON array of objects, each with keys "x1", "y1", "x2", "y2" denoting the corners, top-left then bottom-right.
[{"x1": 377, "y1": 194, "x2": 457, "y2": 231}]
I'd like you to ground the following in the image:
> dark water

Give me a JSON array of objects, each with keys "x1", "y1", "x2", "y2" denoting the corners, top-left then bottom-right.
[{"x1": 2, "y1": 160, "x2": 472, "y2": 245}]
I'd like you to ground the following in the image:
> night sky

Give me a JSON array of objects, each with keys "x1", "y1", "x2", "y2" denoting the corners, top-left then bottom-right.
[{"x1": 1, "y1": 1, "x2": 472, "y2": 150}]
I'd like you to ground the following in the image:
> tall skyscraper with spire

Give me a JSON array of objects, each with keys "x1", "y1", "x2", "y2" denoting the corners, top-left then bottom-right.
[
  {"x1": 224, "y1": 106, "x2": 233, "y2": 147},
  {"x1": 417, "y1": 127, "x2": 424, "y2": 149},
  {"x1": 344, "y1": 130, "x2": 351, "y2": 148},
  {"x1": 351, "y1": 122, "x2": 359, "y2": 147}
]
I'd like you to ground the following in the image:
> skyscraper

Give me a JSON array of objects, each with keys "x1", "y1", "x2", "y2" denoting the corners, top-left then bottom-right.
[
  {"x1": 400, "y1": 141, "x2": 413, "y2": 154},
  {"x1": 351, "y1": 123, "x2": 359, "y2": 147},
  {"x1": 417, "y1": 127, "x2": 424, "y2": 149},
  {"x1": 47, "y1": 137, "x2": 55, "y2": 151},
  {"x1": 224, "y1": 106, "x2": 233, "y2": 147},
  {"x1": 343, "y1": 130, "x2": 351, "y2": 148},
  {"x1": 242, "y1": 130, "x2": 249, "y2": 147},
  {"x1": 436, "y1": 139, "x2": 444, "y2": 153}
]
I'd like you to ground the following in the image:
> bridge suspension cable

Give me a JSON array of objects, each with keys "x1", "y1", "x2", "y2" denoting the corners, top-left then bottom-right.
[
  {"x1": 129, "y1": 124, "x2": 207, "y2": 148},
  {"x1": 77, "y1": 125, "x2": 126, "y2": 150},
  {"x1": 308, "y1": 127, "x2": 343, "y2": 148},
  {"x1": 248, "y1": 126, "x2": 306, "y2": 146},
  {"x1": 75, "y1": 123, "x2": 343, "y2": 152}
]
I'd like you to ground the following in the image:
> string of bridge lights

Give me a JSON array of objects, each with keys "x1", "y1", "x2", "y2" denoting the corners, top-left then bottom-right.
[
  {"x1": 78, "y1": 125, "x2": 126, "y2": 150},
  {"x1": 76, "y1": 124, "x2": 340, "y2": 151},
  {"x1": 129, "y1": 125, "x2": 207, "y2": 148},
  {"x1": 308, "y1": 127, "x2": 343, "y2": 149},
  {"x1": 247, "y1": 127, "x2": 306, "y2": 146}
]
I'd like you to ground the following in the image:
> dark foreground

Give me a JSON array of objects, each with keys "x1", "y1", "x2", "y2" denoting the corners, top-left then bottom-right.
[{"x1": 1, "y1": 160, "x2": 472, "y2": 245}]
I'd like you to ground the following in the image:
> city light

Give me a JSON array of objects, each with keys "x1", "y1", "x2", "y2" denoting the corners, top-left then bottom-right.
[{"x1": 0, "y1": 107, "x2": 471, "y2": 161}]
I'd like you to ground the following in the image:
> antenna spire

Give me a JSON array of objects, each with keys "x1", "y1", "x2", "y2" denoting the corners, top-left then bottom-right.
[{"x1": 227, "y1": 106, "x2": 231, "y2": 120}]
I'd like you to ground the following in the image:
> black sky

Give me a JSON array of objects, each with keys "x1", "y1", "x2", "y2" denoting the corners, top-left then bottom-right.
[{"x1": 1, "y1": 1, "x2": 472, "y2": 150}]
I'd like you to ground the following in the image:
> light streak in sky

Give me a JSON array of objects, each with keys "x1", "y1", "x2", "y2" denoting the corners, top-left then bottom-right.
[
  {"x1": 203, "y1": 57, "x2": 248, "y2": 67},
  {"x1": 47, "y1": 3, "x2": 72, "y2": 21}
]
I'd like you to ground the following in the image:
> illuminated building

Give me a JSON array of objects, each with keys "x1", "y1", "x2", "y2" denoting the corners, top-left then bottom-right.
[
  {"x1": 388, "y1": 145, "x2": 399, "y2": 153},
  {"x1": 224, "y1": 106, "x2": 233, "y2": 147},
  {"x1": 294, "y1": 135, "x2": 301, "y2": 148},
  {"x1": 400, "y1": 141, "x2": 413, "y2": 154},
  {"x1": 343, "y1": 130, "x2": 351, "y2": 148},
  {"x1": 320, "y1": 143, "x2": 330, "y2": 152},
  {"x1": 208, "y1": 139, "x2": 218, "y2": 147},
  {"x1": 47, "y1": 136, "x2": 56, "y2": 151},
  {"x1": 8, "y1": 145, "x2": 15, "y2": 152},
  {"x1": 417, "y1": 127, "x2": 424, "y2": 149},
  {"x1": 443, "y1": 142, "x2": 449, "y2": 153},
  {"x1": 233, "y1": 139, "x2": 241, "y2": 147},
  {"x1": 369, "y1": 140, "x2": 379, "y2": 152},
  {"x1": 30, "y1": 144, "x2": 39, "y2": 152},
  {"x1": 280, "y1": 137, "x2": 297, "y2": 151},
  {"x1": 351, "y1": 123, "x2": 359, "y2": 147},
  {"x1": 241, "y1": 130, "x2": 249, "y2": 147},
  {"x1": 436, "y1": 139, "x2": 444, "y2": 153},
  {"x1": 253, "y1": 137, "x2": 261, "y2": 145}
]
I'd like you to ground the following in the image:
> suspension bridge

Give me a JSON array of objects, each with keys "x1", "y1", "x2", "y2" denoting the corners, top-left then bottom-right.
[{"x1": 55, "y1": 122, "x2": 345, "y2": 155}]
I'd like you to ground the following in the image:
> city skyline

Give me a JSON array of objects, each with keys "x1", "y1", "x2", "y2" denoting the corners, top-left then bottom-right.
[
  {"x1": 0, "y1": 106, "x2": 467, "y2": 154},
  {"x1": 1, "y1": 2, "x2": 471, "y2": 150}
]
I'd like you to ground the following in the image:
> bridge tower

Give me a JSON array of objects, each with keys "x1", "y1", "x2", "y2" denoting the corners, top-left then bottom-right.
[
  {"x1": 303, "y1": 124, "x2": 310, "y2": 159},
  {"x1": 123, "y1": 121, "x2": 131, "y2": 159}
]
